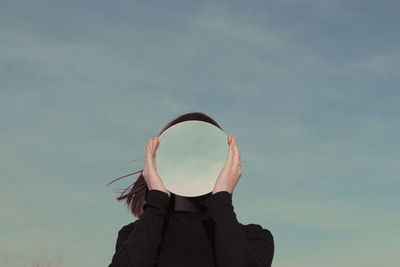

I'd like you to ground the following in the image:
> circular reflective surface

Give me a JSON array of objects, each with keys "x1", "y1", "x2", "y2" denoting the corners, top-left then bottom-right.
[{"x1": 157, "y1": 120, "x2": 228, "y2": 197}]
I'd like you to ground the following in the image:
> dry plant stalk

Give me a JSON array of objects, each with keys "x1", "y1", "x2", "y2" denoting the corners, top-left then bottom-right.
[{"x1": 25, "y1": 249, "x2": 65, "y2": 267}]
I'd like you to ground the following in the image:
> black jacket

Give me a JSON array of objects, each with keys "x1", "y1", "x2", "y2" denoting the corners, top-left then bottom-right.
[{"x1": 108, "y1": 189, "x2": 274, "y2": 267}]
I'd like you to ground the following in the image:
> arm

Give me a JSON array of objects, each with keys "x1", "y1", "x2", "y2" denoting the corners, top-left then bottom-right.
[
  {"x1": 205, "y1": 191, "x2": 274, "y2": 267},
  {"x1": 108, "y1": 189, "x2": 170, "y2": 267}
]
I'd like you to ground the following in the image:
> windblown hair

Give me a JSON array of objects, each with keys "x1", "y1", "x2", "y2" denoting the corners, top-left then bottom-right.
[{"x1": 107, "y1": 112, "x2": 223, "y2": 218}]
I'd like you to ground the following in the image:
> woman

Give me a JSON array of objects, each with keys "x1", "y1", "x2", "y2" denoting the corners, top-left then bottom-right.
[{"x1": 108, "y1": 112, "x2": 274, "y2": 267}]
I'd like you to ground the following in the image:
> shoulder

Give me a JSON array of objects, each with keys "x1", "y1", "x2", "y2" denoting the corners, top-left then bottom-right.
[
  {"x1": 240, "y1": 223, "x2": 275, "y2": 264},
  {"x1": 240, "y1": 222, "x2": 274, "y2": 240},
  {"x1": 118, "y1": 220, "x2": 139, "y2": 235},
  {"x1": 113, "y1": 220, "x2": 141, "y2": 252}
]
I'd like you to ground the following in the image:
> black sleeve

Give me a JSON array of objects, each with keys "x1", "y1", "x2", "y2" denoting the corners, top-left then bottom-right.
[
  {"x1": 108, "y1": 189, "x2": 170, "y2": 267},
  {"x1": 205, "y1": 191, "x2": 275, "y2": 267}
]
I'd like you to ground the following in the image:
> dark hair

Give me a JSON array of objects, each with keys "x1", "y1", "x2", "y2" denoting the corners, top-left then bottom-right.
[{"x1": 107, "y1": 112, "x2": 223, "y2": 218}]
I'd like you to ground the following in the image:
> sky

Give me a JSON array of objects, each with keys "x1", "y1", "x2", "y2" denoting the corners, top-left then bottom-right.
[{"x1": 0, "y1": 1, "x2": 399, "y2": 266}]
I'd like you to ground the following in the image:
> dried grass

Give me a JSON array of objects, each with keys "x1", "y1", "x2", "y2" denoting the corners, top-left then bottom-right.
[{"x1": 23, "y1": 249, "x2": 65, "y2": 267}]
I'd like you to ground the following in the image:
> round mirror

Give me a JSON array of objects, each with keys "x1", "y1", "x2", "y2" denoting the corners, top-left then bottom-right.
[{"x1": 156, "y1": 120, "x2": 228, "y2": 197}]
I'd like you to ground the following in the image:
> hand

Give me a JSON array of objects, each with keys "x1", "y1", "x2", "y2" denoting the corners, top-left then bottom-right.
[
  {"x1": 212, "y1": 136, "x2": 242, "y2": 195},
  {"x1": 142, "y1": 136, "x2": 171, "y2": 197}
]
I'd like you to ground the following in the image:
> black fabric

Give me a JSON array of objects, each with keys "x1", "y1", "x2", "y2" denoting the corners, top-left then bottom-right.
[
  {"x1": 108, "y1": 189, "x2": 274, "y2": 267},
  {"x1": 171, "y1": 191, "x2": 212, "y2": 213}
]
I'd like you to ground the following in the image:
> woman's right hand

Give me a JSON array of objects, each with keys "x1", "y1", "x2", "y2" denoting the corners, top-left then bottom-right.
[{"x1": 143, "y1": 136, "x2": 171, "y2": 197}]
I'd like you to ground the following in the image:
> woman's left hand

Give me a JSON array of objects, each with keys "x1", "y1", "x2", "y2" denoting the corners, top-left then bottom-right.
[{"x1": 212, "y1": 136, "x2": 242, "y2": 195}]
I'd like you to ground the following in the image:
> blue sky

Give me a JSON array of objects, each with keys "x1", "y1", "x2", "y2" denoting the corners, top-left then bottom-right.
[{"x1": 1, "y1": 1, "x2": 399, "y2": 266}]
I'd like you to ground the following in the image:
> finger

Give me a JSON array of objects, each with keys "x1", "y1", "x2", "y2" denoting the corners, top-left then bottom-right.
[
  {"x1": 149, "y1": 137, "x2": 154, "y2": 153},
  {"x1": 144, "y1": 143, "x2": 150, "y2": 172},
  {"x1": 232, "y1": 136, "x2": 240, "y2": 153},
  {"x1": 147, "y1": 137, "x2": 155, "y2": 165},
  {"x1": 149, "y1": 138, "x2": 156, "y2": 168},
  {"x1": 154, "y1": 136, "x2": 160, "y2": 155},
  {"x1": 150, "y1": 137, "x2": 157, "y2": 158},
  {"x1": 233, "y1": 137, "x2": 240, "y2": 155},
  {"x1": 153, "y1": 137, "x2": 159, "y2": 166},
  {"x1": 232, "y1": 137, "x2": 240, "y2": 168},
  {"x1": 226, "y1": 136, "x2": 234, "y2": 166},
  {"x1": 148, "y1": 137, "x2": 153, "y2": 154},
  {"x1": 233, "y1": 137, "x2": 242, "y2": 177}
]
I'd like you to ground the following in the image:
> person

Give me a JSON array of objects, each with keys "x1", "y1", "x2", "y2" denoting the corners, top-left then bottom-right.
[{"x1": 107, "y1": 112, "x2": 274, "y2": 267}]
